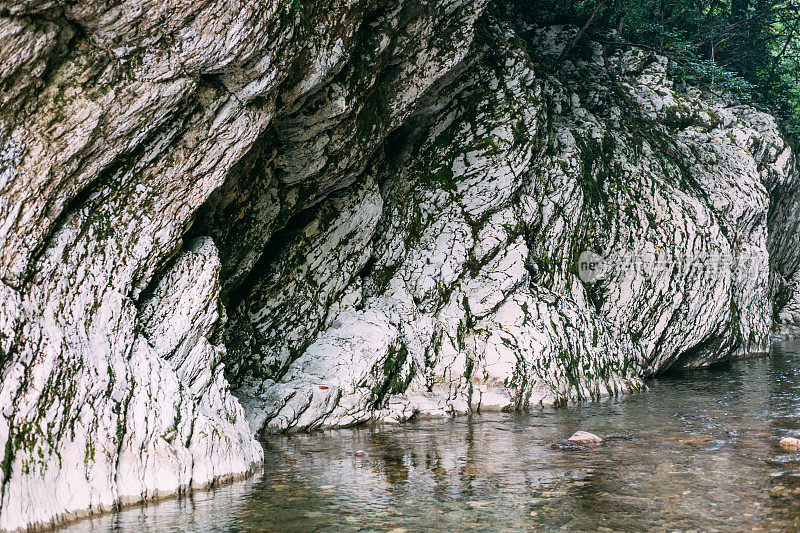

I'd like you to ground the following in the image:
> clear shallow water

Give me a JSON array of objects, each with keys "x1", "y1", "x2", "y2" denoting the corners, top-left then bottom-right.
[{"x1": 65, "y1": 341, "x2": 800, "y2": 532}]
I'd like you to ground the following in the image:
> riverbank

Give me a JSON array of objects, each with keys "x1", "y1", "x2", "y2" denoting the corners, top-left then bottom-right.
[{"x1": 57, "y1": 339, "x2": 800, "y2": 532}]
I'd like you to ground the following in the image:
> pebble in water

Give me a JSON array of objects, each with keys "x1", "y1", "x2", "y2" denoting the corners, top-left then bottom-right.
[
  {"x1": 568, "y1": 431, "x2": 604, "y2": 445},
  {"x1": 353, "y1": 450, "x2": 368, "y2": 457},
  {"x1": 779, "y1": 437, "x2": 800, "y2": 451}
]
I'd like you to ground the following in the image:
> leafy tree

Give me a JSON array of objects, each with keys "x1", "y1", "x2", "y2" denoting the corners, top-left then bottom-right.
[{"x1": 510, "y1": 0, "x2": 800, "y2": 143}]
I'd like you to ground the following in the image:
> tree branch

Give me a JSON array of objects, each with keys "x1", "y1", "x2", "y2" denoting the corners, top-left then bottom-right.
[{"x1": 559, "y1": 0, "x2": 608, "y2": 60}]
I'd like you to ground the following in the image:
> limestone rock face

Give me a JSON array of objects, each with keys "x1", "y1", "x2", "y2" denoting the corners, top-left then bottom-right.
[{"x1": 1, "y1": 1, "x2": 799, "y2": 530}]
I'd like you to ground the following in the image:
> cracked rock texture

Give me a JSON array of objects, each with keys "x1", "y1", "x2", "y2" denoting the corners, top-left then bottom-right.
[{"x1": 2, "y1": 1, "x2": 800, "y2": 530}]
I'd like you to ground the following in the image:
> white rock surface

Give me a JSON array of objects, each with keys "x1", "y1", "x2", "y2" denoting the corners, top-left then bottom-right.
[
  {"x1": 0, "y1": 0, "x2": 487, "y2": 529},
  {"x1": 232, "y1": 21, "x2": 800, "y2": 435}
]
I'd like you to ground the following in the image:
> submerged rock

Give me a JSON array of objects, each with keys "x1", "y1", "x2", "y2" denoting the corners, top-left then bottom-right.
[
  {"x1": 550, "y1": 440, "x2": 588, "y2": 450},
  {"x1": 604, "y1": 433, "x2": 636, "y2": 441}
]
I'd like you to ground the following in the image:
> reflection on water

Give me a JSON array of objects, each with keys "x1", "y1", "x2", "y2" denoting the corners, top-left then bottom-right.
[{"x1": 66, "y1": 341, "x2": 800, "y2": 532}]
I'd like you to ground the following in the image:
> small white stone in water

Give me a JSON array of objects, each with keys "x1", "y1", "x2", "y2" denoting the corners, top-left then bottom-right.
[
  {"x1": 353, "y1": 450, "x2": 368, "y2": 457},
  {"x1": 567, "y1": 431, "x2": 603, "y2": 444},
  {"x1": 779, "y1": 437, "x2": 800, "y2": 451}
]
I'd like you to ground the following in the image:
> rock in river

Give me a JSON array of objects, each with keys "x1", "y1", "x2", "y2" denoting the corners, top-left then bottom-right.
[{"x1": 568, "y1": 432, "x2": 604, "y2": 445}]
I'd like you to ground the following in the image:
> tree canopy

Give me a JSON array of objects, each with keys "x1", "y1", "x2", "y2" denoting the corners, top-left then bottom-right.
[{"x1": 515, "y1": 0, "x2": 800, "y2": 142}]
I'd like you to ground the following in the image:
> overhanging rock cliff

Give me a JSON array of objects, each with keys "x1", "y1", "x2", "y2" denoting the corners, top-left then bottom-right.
[{"x1": 1, "y1": 1, "x2": 800, "y2": 530}]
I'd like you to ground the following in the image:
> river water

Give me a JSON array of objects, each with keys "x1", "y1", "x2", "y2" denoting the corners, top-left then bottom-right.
[{"x1": 65, "y1": 340, "x2": 800, "y2": 532}]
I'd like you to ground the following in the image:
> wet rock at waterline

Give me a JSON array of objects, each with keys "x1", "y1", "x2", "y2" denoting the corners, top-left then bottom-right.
[
  {"x1": 568, "y1": 432, "x2": 604, "y2": 445},
  {"x1": 2, "y1": 1, "x2": 800, "y2": 530},
  {"x1": 551, "y1": 440, "x2": 590, "y2": 450},
  {"x1": 779, "y1": 437, "x2": 800, "y2": 451}
]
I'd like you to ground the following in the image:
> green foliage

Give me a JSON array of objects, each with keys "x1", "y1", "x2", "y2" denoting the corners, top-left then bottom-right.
[{"x1": 509, "y1": 0, "x2": 800, "y2": 144}]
